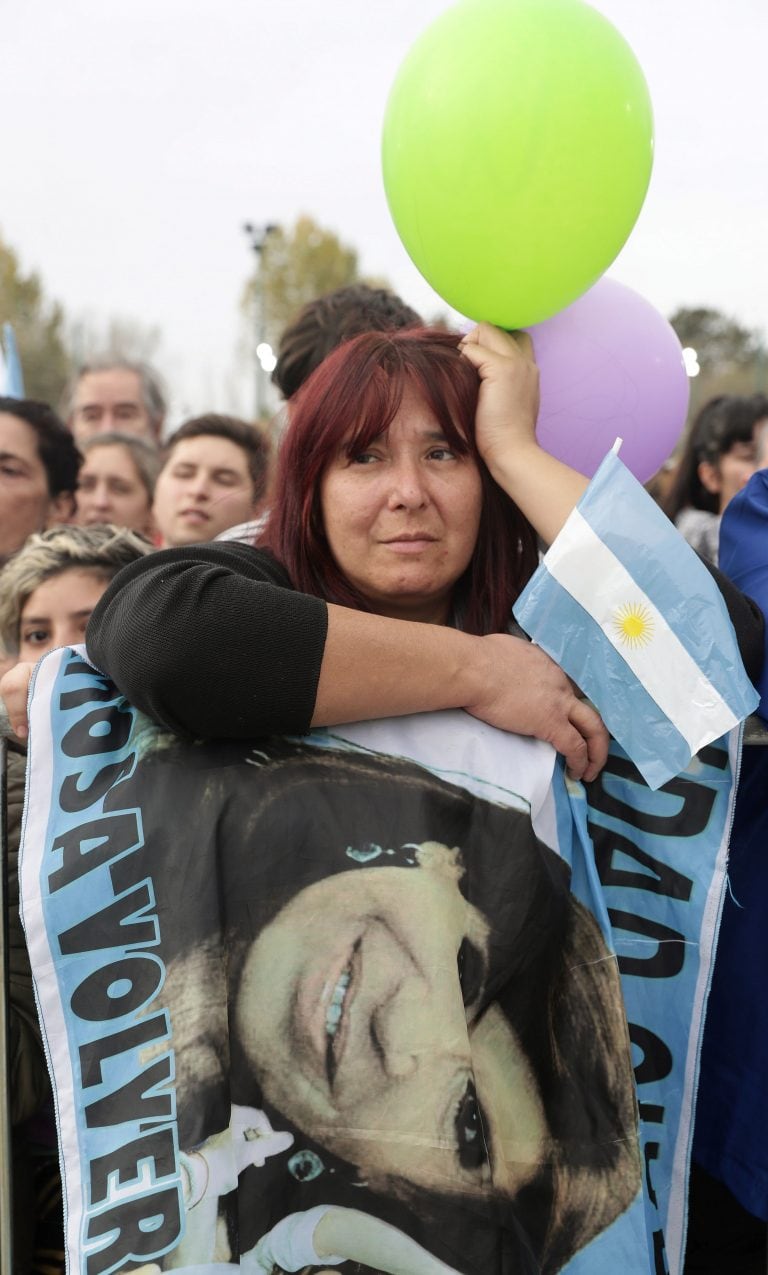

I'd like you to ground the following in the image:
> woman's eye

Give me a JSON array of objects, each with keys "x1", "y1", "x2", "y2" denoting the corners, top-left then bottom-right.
[
  {"x1": 349, "y1": 451, "x2": 379, "y2": 465},
  {"x1": 22, "y1": 628, "x2": 51, "y2": 646},
  {"x1": 1, "y1": 465, "x2": 24, "y2": 479},
  {"x1": 457, "y1": 937, "x2": 486, "y2": 1010},
  {"x1": 454, "y1": 1079, "x2": 487, "y2": 1171},
  {"x1": 428, "y1": 447, "x2": 455, "y2": 461}
]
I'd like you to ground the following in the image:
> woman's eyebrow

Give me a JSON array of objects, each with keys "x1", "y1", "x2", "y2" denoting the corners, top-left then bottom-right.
[
  {"x1": 404, "y1": 426, "x2": 450, "y2": 444},
  {"x1": 22, "y1": 608, "x2": 94, "y2": 625},
  {"x1": 0, "y1": 449, "x2": 30, "y2": 467}
]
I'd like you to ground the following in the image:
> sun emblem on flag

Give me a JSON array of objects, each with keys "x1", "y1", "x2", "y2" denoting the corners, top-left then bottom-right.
[{"x1": 613, "y1": 601, "x2": 655, "y2": 648}]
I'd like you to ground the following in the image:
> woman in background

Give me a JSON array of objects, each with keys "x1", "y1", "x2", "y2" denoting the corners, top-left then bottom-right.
[
  {"x1": 74, "y1": 431, "x2": 161, "y2": 537},
  {"x1": 1, "y1": 523, "x2": 152, "y2": 1275},
  {"x1": 0, "y1": 524, "x2": 153, "y2": 662},
  {"x1": 663, "y1": 394, "x2": 768, "y2": 564}
]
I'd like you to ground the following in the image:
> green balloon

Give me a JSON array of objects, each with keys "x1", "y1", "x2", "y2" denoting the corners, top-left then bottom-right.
[{"x1": 382, "y1": 0, "x2": 654, "y2": 327}]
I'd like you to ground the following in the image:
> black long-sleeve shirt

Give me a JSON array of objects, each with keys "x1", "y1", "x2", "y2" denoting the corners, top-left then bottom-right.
[{"x1": 87, "y1": 543, "x2": 328, "y2": 738}]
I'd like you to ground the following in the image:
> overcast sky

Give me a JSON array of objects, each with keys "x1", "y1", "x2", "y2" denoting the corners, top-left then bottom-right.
[{"x1": 2, "y1": 0, "x2": 766, "y2": 420}]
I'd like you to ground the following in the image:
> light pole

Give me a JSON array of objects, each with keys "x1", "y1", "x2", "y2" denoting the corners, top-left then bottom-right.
[{"x1": 242, "y1": 221, "x2": 278, "y2": 419}]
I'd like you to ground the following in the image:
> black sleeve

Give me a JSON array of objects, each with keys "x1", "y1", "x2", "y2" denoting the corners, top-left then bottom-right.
[
  {"x1": 86, "y1": 543, "x2": 328, "y2": 739},
  {"x1": 701, "y1": 556, "x2": 765, "y2": 685}
]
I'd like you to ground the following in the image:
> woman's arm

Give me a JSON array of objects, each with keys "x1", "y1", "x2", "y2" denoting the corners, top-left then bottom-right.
[
  {"x1": 77, "y1": 541, "x2": 608, "y2": 780},
  {"x1": 461, "y1": 324, "x2": 765, "y2": 680},
  {"x1": 317, "y1": 607, "x2": 608, "y2": 778}
]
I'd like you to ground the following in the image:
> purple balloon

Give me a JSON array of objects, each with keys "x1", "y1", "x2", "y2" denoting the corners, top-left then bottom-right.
[{"x1": 527, "y1": 278, "x2": 689, "y2": 482}]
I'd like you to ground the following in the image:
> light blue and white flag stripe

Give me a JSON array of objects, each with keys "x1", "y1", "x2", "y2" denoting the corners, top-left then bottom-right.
[
  {"x1": 513, "y1": 446, "x2": 758, "y2": 789},
  {"x1": 1, "y1": 322, "x2": 24, "y2": 397}
]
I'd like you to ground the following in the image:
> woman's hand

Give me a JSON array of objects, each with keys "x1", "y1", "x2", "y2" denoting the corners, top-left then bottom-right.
[
  {"x1": 184, "y1": 1106, "x2": 294, "y2": 1207},
  {"x1": 205, "y1": 1106, "x2": 293, "y2": 1194},
  {"x1": 460, "y1": 322, "x2": 588, "y2": 546},
  {"x1": 0, "y1": 662, "x2": 33, "y2": 741},
  {"x1": 459, "y1": 323, "x2": 540, "y2": 475},
  {"x1": 464, "y1": 634, "x2": 609, "y2": 782}
]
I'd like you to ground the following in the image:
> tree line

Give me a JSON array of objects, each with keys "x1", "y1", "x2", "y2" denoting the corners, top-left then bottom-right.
[{"x1": 1, "y1": 221, "x2": 764, "y2": 423}]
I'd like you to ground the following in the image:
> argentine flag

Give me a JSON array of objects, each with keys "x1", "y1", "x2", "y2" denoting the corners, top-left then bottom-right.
[
  {"x1": 513, "y1": 446, "x2": 758, "y2": 789},
  {"x1": 0, "y1": 322, "x2": 24, "y2": 397}
]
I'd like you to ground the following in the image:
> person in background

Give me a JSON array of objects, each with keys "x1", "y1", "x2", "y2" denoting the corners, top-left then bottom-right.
[
  {"x1": 272, "y1": 283, "x2": 422, "y2": 402},
  {"x1": 152, "y1": 414, "x2": 270, "y2": 548},
  {"x1": 662, "y1": 394, "x2": 768, "y2": 564},
  {"x1": 0, "y1": 523, "x2": 152, "y2": 1275},
  {"x1": 75, "y1": 431, "x2": 160, "y2": 537},
  {"x1": 680, "y1": 460, "x2": 768, "y2": 1274},
  {"x1": 755, "y1": 414, "x2": 768, "y2": 469},
  {"x1": 63, "y1": 357, "x2": 167, "y2": 443},
  {"x1": 0, "y1": 524, "x2": 152, "y2": 662},
  {"x1": 219, "y1": 284, "x2": 422, "y2": 545},
  {"x1": 0, "y1": 397, "x2": 81, "y2": 567}
]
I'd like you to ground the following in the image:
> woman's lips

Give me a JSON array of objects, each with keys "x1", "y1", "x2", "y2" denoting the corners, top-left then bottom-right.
[
  {"x1": 324, "y1": 938, "x2": 361, "y2": 1087},
  {"x1": 295, "y1": 928, "x2": 364, "y2": 1092},
  {"x1": 381, "y1": 535, "x2": 437, "y2": 554},
  {"x1": 290, "y1": 914, "x2": 423, "y2": 1106}
]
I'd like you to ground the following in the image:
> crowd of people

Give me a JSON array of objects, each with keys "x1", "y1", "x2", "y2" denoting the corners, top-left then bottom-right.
[{"x1": 1, "y1": 281, "x2": 768, "y2": 1274}]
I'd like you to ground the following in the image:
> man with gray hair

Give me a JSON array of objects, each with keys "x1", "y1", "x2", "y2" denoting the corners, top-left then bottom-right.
[{"x1": 65, "y1": 357, "x2": 167, "y2": 442}]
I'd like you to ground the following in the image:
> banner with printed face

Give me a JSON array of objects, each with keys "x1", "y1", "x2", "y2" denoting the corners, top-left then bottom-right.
[{"x1": 20, "y1": 650, "x2": 737, "y2": 1275}]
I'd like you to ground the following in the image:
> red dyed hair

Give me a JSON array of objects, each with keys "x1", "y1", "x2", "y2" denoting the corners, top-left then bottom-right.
[{"x1": 261, "y1": 328, "x2": 538, "y2": 634}]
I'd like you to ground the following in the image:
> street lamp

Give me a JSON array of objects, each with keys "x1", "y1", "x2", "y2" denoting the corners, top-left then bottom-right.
[{"x1": 242, "y1": 221, "x2": 279, "y2": 418}]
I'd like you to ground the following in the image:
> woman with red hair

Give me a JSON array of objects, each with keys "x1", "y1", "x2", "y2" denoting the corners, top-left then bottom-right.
[{"x1": 76, "y1": 326, "x2": 616, "y2": 772}]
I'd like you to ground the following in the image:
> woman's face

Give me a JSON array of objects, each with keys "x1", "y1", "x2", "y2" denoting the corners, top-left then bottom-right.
[
  {"x1": 319, "y1": 385, "x2": 483, "y2": 624},
  {"x1": 19, "y1": 567, "x2": 109, "y2": 661},
  {"x1": 236, "y1": 844, "x2": 547, "y2": 1199},
  {"x1": 699, "y1": 437, "x2": 759, "y2": 514},
  {"x1": 75, "y1": 444, "x2": 153, "y2": 535}
]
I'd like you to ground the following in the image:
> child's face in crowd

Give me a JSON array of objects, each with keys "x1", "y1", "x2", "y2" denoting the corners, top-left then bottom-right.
[{"x1": 18, "y1": 568, "x2": 109, "y2": 662}]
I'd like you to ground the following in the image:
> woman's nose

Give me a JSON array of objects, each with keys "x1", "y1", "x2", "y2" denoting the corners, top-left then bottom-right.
[
  {"x1": 387, "y1": 461, "x2": 429, "y2": 510},
  {"x1": 372, "y1": 979, "x2": 467, "y2": 1080},
  {"x1": 372, "y1": 995, "x2": 419, "y2": 1079}
]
